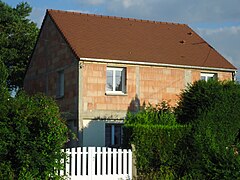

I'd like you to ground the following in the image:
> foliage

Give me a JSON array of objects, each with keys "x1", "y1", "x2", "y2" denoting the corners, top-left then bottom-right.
[
  {"x1": 124, "y1": 102, "x2": 190, "y2": 179},
  {"x1": 130, "y1": 124, "x2": 190, "y2": 177},
  {"x1": 126, "y1": 80, "x2": 240, "y2": 179},
  {"x1": 175, "y1": 80, "x2": 240, "y2": 178},
  {"x1": 175, "y1": 80, "x2": 236, "y2": 124},
  {"x1": 0, "y1": 1, "x2": 39, "y2": 90},
  {"x1": 125, "y1": 101, "x2": 177, "y2": 126},
  {"x1": 190, "y1": 89, "x2": 240, "y2": 179},
  {"x1": 0, "y1": 91, "x2": 69, "y2": 179},
  {"x1": 123, "y1": 101, "x2": 176, "y2": 148},
  {"x1": 0, "y1": 59, "x2": 9, "y2": 101}
]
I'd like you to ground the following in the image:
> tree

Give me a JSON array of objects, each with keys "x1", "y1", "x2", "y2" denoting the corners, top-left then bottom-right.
[{"x1": 0, "y1": 1, "x2": 39, "y2": 90}]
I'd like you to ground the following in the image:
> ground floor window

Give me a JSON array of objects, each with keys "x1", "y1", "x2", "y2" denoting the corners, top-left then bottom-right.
[{"x1": 105, "y1": 123, "x2": 123, "y2": 147}]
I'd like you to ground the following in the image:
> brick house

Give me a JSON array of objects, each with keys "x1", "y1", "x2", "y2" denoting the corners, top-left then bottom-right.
[{"x1": 24, "y1": 9, "x2": 237, "y2": 147}]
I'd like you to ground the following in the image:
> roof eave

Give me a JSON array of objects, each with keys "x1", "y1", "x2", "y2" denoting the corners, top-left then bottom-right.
[{"x1": 80, "y1": 57, "x2": 237, "y2": 72}]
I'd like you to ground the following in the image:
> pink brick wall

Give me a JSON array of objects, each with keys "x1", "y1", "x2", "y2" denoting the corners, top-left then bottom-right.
[
  {"x1": 24, "y1": 15, "x2": 78, "y2": 118},
  {"x1": 82, "y1": 62, "x2": 233, "y2": 112},
  {"x1": 82, "y1": 63, "x2": 136, "y2": 112},
  {"x1": 139, "y1": 66, "x2": 184, "y2": 106}
]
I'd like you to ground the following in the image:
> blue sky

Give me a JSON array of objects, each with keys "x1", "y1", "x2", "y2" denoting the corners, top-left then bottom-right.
[{"x1": 5, "y1": 0, "x2": 240, "y2": 80}]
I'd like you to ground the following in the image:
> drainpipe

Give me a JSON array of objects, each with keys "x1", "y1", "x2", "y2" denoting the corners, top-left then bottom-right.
[{"x1": 232, "y1": 71, "x2": 237, "y2": 81}]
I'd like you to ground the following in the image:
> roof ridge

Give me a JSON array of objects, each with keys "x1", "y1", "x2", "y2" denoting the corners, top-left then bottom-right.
[{"x1": 47, "y1": 9, "x2": 187, "y2": 26}]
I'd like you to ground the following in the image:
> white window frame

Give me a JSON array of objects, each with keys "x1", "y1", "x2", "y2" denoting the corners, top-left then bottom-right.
[
  {"x1": 106, "y1": 67, "x2": 126, "y2": 95},
  {"x1": 201, "y1": 73, "x2": 217, "y2": 81},
  {"x1": 57, "y1": 70, "x2": 64, "y2": 98}
]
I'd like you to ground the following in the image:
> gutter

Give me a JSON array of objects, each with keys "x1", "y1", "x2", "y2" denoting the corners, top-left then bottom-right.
[{"x1": 80, "y1": 57, "x2": 236, "y2": 72}]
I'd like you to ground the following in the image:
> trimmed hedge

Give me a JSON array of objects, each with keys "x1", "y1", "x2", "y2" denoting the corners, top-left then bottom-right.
[
  {"x1": 123, "y1": 102, "x2": 191, "y2": 179},
  {"x1": 128, "y1": 124, "x2": 190, "y2": 177}
]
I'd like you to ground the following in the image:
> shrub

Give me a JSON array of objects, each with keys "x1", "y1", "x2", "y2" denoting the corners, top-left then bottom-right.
[
  {"x1": 125, "y1": 101, "x2": 176, "y2": 126},
  {"x1": 131, "y1": 125, "x2": 190, "y2": 175},
  {"x1": 124, "y1": 102, "x2": 190, "y2": 179},
  {"x1": 175, "y1": 80, "x2": 235, "y2": 124},
  {"x1": 191, "y1": 91, "x2": 240, "y2": 179},
  {"x1": 175, "y1": 80, "x2": 240, "y2": 178},
  {"x1": 0, "y1": 92, "x2": 69, "y2": 179},
  {"x1": 123, "y1": 101, "x2": 176, "y2": 148}
]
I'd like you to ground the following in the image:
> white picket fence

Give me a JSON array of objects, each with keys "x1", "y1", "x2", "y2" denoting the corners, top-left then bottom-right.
[{"x1": 60, "y1": 147, "x2": 132, "y2": 180}]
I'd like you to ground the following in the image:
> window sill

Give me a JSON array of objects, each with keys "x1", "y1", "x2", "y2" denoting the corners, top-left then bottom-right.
[{"x1": 105, "y1": 92, "x2": 127, "y2": 96}]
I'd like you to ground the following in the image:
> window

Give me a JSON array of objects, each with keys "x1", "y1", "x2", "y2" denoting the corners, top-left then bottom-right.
[
  {"x1": 201, "y1": 73, "x2": 217, "y2": 81},
  {"x1": 106, "y1": 67, "x2": 126, "y2": 94},
  {"x1": 57, "y1": 70, "x2": 64, "y2": 97},
  {"x1": 105, "y1": 123, "x2": 123, "y2": 147}
]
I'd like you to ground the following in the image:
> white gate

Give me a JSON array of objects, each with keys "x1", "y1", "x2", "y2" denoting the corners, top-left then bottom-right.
[{"x1": 60, "y1": 147, "x2": 132, "y2": 180}]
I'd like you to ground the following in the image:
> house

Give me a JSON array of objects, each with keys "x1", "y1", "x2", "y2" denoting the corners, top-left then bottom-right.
[{"x1": 24, "y1": 9, "x2": 237, "y2": 147}]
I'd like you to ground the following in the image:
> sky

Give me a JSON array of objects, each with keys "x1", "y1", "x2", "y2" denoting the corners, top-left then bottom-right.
[{"x1": 5, "y1": 0, "x2": 240, "y2": 80}]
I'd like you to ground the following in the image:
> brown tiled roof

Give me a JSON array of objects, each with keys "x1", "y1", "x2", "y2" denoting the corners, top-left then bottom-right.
[{"x1": 47, "y1": 9, "x2": 236, "y2": 70}]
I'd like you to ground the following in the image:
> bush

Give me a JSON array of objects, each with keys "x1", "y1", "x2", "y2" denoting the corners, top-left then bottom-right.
[
  {"x1": 124, "y1": 102, "x2": 190, "y2": 179},
  {"x1": 175, "y1": 80, "x2": 240, "y2": 178},
  {"x1": 191, "y1": 91, "x2": 240, "y2": 179},
  {"x1": 0, "y1": 92, "x2": 69, "y2": 179},
  {"x1": 175, "y1": 80, "x2": 234, "y2": 124},
  {"x1": 123, "y1": 101, "x2": 176, "y2": 148},
  {"x1": 125, "y1": 101, "x2": 177, "y2": 126},
  {"x1": 131, "y1": 124, "x2": 190, "y2": 176}
]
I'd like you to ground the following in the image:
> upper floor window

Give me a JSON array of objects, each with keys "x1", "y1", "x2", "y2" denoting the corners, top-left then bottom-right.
[
  {"x1": 201, "y1": 73, "x2": 217, "y2": 81},
  {"x1": 57, "y1": 70, "x2": 64, "y2": 98},
  {"x1": 106, "y1": 67, "x2": 126, "y2": 94}
]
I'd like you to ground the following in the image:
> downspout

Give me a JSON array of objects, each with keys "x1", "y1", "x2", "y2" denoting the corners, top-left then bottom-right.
[
  {"x1": 78, "y1": 60, "x2": 84, "y2": 146},
  {"x1": 232, "y1": 71, "x2": 237, "y2": 81}
]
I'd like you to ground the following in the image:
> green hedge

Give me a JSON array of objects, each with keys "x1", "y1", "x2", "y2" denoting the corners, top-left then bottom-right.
[
  {"x1": 131, "y1": 125, "x2": 190, "y2": 170},
  {"x1": 123, "y1": 102, "x2": 191, "y2": 179}
]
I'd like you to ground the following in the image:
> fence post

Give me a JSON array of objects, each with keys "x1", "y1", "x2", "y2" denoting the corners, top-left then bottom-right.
[{"x1": 131, "y1": 144, "x2": 137, "y2": 180}]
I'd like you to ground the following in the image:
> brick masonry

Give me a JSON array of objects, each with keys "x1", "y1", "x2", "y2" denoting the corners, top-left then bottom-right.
[
  {"x1": 24, "y1": 15, "x2": 78, "y2": 119},
  {"x1": 81, "y1": 62, "x2": 233, "y2": 114}
]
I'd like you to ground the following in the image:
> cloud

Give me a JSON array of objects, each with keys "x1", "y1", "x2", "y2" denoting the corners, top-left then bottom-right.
[
  {"x1": 86, "y1": 0, "x2": 105, "y2": 5},
  {"x1": 66, "y1": 9, "x2": 91, "y2": 14},
  {"x1": 74, "y1": 0, "x2": 106, "y2": 6},
  {"x1": 74, "y1": 0, "x2": 240, "y2": 24},
  {"x1": 197, "y1": 26, "x2": 240, "y2": 36}
]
